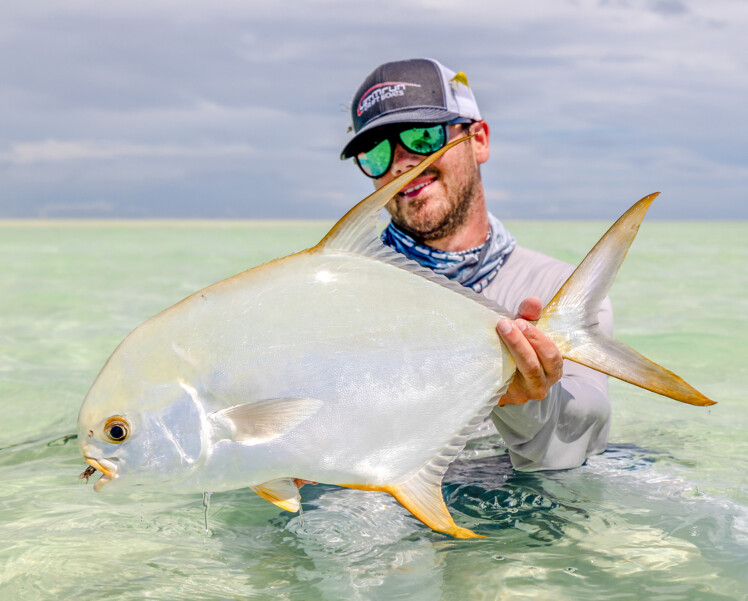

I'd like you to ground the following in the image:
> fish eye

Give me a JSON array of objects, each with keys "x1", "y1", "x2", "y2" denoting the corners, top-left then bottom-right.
[{"x1": 104, "y1": 416, "x2": 130, "y2": 444}]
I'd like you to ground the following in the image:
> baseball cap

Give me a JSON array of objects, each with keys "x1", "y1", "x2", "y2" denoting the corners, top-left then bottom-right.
[{"x1": 340, "y1": 58, "x2": 482, "y2": 159}]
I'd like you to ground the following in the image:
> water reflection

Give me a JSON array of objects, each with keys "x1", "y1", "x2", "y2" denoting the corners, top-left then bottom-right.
[
  {"x1": 444, "y1": 452, "x2": 588, "y2": 544},
  {"x1": 284, "y1": 487, "x2": 443, "y2": 600},
  {"x1": 2, "y1": 429, "x2": 748, "y2": 600}
]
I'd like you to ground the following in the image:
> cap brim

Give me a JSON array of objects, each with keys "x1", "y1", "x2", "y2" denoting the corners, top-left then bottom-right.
[{"x1": 340, "y1": 107, "x2": 459, "y2": 159}]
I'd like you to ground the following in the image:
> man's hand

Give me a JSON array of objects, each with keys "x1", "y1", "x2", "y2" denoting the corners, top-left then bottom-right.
[{"x1": 496, "y1": 297, "x2": 564, "y2": 407}]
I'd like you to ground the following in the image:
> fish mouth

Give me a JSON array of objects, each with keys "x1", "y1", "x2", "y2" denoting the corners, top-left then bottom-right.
[{"x1": 83, "y1": 456, "x2": 119, "y2": 491}]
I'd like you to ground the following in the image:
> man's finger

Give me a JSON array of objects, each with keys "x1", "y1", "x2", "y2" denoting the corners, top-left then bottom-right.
[
  {"x1": 516, "y1": 320, "x2": 564, "y2": 382},
  {"x1": 516, "y1": 296, "x2": 542, "y2": 321},
  {"x1": 497, "y1": 319, "x2": 544, "y2": 393}
]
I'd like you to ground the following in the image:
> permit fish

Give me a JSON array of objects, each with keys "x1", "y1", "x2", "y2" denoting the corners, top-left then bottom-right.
[{"x1": 77, "y1": 138, "x2": 714, "y2": 538}]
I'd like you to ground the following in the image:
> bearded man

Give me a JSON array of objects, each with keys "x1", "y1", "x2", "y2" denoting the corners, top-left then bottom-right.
[{"x1": 340, "y1": 58, "x2": 612, "y2": 470}]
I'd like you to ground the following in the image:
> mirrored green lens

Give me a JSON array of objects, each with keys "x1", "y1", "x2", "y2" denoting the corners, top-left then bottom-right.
[
  {"x1": 356, "y1": 138, "x2": 392, "y2": 178},
  {"x1": 399, "y1": 125, "x2": 446, "y2": 155}
]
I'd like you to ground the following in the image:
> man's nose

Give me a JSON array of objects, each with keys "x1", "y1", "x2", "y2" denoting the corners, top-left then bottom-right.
[{"x1": 389, "y1": 143, "x2": 422, "y2": 177}]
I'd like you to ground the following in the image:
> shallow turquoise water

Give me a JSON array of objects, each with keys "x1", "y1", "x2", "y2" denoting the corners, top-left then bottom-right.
[{"x1": 1, "y1": 219, "x2": 746, "y2": 600}]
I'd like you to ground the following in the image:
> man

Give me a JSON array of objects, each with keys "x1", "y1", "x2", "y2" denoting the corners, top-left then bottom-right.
[{"x1": 340, "y1": 58, "x2": 613, "y2": 471}]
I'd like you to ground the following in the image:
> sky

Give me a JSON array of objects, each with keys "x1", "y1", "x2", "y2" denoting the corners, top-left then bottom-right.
[{"x1": 0, "y1": 0, "x2": 746, "y2": 220}]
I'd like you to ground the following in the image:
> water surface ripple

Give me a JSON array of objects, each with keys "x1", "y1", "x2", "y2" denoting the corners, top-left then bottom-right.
[{"x1": 1, "y1": 221, "x2": 746, "y2": 600}]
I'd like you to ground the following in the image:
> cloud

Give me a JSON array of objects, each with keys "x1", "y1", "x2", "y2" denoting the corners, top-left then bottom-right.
[
  {"x1": 0, "y1": 0, "x2": 746, "y2": 219},
  {"x1": 0, "y1": 139, "x2": 257, "y2": 164}
]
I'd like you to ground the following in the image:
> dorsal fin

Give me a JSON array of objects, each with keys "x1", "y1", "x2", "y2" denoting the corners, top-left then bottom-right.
[
  {"x1": 312, "y1": 136, "x2": 511, "y2": 316},
  {"x1": 315, "y1": 136, "x2": 472, "y2": 254}
]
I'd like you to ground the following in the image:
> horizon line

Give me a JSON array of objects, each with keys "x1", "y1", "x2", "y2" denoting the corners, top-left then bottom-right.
[{"x1": 0, "y1": 216, "x2": 744, "y2": 227}]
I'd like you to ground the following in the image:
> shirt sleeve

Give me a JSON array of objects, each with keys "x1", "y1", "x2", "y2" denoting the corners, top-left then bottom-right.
[{"x1": 481, "y1": 245, "x2": 614, "y2": 471}]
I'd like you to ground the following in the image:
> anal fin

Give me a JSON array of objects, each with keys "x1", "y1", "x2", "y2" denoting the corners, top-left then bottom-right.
[
  {"x1": 337, "y1": 367, "x2": 499, "y2": 539},
  {"x1": 252, "y1": 478, "x2": 301, "y2": 513},
  {"x1": 341, "y1": 474, "x2": 483, "y2": 539}
]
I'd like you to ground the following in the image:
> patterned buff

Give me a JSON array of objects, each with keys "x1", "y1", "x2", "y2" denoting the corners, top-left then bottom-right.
[{"x1": 381, "y1": 213, "x2": 516, "y2": 293}]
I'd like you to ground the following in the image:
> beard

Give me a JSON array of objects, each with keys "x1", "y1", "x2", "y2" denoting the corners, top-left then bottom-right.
[{"x1": 388, "y1": 159, "x2": 482, "y2": 243}]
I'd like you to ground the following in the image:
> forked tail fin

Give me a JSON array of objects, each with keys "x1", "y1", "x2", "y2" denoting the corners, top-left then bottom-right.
[{"x1": 536, "y1": 193, "x2": 715, "y2": 407}]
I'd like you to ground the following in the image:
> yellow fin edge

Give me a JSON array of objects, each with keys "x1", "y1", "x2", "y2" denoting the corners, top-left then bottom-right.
[{"x1": 340, "y1": 483, "x2": 483, "y2": 539}]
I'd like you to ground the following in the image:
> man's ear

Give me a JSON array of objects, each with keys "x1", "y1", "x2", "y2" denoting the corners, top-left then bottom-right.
[{"x1": 470, "y1": 120, "x2": 490, "y2": 165}]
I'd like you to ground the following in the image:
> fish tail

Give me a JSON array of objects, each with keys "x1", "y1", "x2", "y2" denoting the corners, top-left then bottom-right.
[{"x1": 536, "y1": 193, "x2": 715, "y2": 407}]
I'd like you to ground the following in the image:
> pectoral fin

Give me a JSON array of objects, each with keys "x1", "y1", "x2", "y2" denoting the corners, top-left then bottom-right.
[
  {"x1": 210, "y1": 397, "x2": 323, "y2": 444},
  {"x1": 252, "y1": 478, "x2": 301, "y2": 512}
]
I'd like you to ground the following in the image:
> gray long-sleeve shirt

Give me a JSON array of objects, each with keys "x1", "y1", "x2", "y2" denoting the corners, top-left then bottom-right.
[{"x1": 483, "y1": 245, "x2": 613, "y2": 471}]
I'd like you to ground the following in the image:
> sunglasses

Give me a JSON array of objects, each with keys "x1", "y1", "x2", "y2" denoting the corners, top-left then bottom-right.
[{"x1": 354, "y1": 124, "x2": 450, "y2": 179}]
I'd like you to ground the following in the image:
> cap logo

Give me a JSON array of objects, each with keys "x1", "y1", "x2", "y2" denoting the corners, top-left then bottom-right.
[{"x1": 356, "y1": 81, "x2": 421, "y2": 117}]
